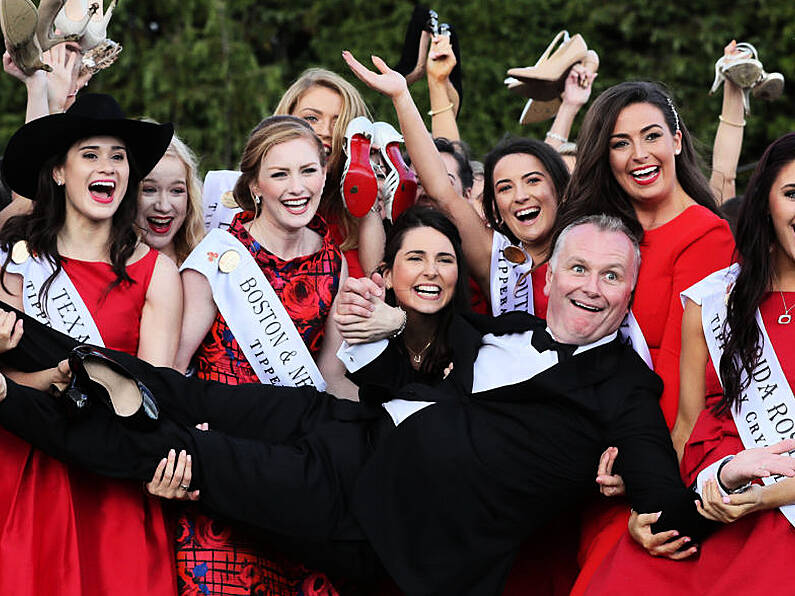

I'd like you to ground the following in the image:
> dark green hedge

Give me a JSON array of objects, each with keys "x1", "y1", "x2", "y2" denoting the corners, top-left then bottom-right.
[{"x1": 2, "y1": 0, "x2": 792, "y2": 192}]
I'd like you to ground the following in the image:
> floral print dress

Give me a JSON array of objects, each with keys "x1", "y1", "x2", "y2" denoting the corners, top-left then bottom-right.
[{"x1": 177, "y1": 211, "x2": 344, "y2": 596}]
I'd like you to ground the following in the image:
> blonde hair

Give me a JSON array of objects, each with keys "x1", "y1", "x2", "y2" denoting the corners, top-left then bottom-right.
[
  {"x1": 274, "y1": 69, "x2": 370, "y2": 251},
  {"x1": 166, "y1": 134, "x2": 205, "y2": 265},
  {"x1": 136, "y1": 122, "x2": 205, "y2": 265},
  {"x1": 232, "y1": 115, "x2": 326, "y2": 213}
]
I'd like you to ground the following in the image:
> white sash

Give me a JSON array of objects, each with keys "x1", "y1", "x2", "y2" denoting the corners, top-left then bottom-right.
[
  {"x1": 181, "y1": 229, "x2": 326, "y2": 390},
  {"x1": 490, "y1": 232, "x2": 534, "y2": 316},
  {"x1": 489, "y1": 232, "x2": 653, "y2": 368},
  {"x1": 3, "y1": 248, "x2": 105, "y2": 345},
  {"x1": 202, "y1": 170, "x2": 243, "y2": 232},
  {"x1": 686, "y1": 264, "x2": 795, "y2": 526}
]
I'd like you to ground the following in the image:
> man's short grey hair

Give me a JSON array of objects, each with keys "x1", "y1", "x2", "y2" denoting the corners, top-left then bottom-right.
[{"x1": 548, "y1": 214, "x2": 642, "y2": 286}]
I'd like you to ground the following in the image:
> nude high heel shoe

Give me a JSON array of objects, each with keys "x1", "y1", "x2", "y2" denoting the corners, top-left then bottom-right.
[
  {"x1": 1, "y1": 0, "x2": 81, "y2": 75},
  {"x1": 53, "y1": 0, "x2": 97, "y2": 39},
  {"x1": 506, "y1": 31, "x2": 588, "y2": 102},
  {"x1": 515, "y1": 49, "x2": 599, "y2": 125}
]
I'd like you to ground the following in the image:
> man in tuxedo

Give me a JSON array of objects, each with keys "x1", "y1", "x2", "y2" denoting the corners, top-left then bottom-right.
[{"x1": 0, "y1": 214, "x2": 788, "y2": 595}]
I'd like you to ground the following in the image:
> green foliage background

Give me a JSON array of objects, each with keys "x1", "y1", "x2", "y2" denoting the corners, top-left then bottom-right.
[{"x1": 2, "y1": 0, "x2": 793, "y2": 191}]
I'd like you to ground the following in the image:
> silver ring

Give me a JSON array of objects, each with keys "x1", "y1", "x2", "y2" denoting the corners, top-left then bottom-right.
[{"x1": 179, "y1": 483, "x2": 190, "y2": 491}]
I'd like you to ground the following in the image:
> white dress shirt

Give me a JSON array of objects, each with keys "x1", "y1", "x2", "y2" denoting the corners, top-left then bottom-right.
[{"x1": 338, "y1": 328, "x2": 618, "y2": 427}]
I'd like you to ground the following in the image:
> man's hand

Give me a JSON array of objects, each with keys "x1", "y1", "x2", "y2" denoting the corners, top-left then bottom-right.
[
  {"x1": 628, "y1": 511, "x2": 697, "y2": 560},
  {"x1": 596, "y1": 446, "x2": 626, "y2": 497}
]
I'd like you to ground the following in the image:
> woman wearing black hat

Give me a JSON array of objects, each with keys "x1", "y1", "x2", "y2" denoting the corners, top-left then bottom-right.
[{"x1": 0, "y1": 93, "x2": 182, "y2": 595}]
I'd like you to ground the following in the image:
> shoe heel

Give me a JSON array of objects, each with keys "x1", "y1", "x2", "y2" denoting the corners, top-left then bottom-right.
[
  {"x1": 709, "y1": 60, "x2": 725, "y2": 94},
  {"x1": 383, "y1": 142, "x2": 417, "y2": 222},
  {"x1": 341, "y1": 134, "x2": 378, "y2": 217}
]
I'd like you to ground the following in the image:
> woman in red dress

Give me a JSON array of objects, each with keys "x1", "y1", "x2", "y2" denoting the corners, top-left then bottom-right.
[
  {"x1": 552, "y1": 81, "x2": 736, "y2": 593},
  {"x1": 173, "y1": 116, "x2": 359, "y2": 596},
  {"x1": 586, "y1": 132, "x2": 795, "y2": 594},
  {"x1": 0, "y1": 93, "x2": 182, "y2": 595}
]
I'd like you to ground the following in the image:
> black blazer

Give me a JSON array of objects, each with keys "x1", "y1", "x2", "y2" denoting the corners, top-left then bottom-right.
[{"x1": 351, "y1": 311, "x2": 715, "y2": 596}]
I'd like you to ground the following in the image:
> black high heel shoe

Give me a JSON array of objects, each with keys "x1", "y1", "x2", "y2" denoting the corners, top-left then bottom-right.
[
  {"x1": 395, "y1": 5, "x2": 434, "y2": 85},
  {"x1": 67, "y1": 345, "x2": 159, "y2": 429}
]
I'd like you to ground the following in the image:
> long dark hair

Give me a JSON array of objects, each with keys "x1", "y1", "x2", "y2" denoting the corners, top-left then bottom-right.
[
  {"x1": 0, "y1": 146, "x2": 140, "y2": 305},
  {"x1": 717, "y1": 133, "x2": 795, "y2": 415},
  {"x1": 554, "y1": 81, "x2": 717, "y2": 242},
  {"x1": 380, "y1": 206, "x2": 470, "y2": 378},
  {"x1": 481, "y1": 136, "x2": 570, "y2": 252}
]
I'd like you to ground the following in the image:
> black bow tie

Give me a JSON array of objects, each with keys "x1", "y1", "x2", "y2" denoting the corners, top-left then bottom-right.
[{"x1": 531, "y1": 329, "x2": 578, "y2": 361}]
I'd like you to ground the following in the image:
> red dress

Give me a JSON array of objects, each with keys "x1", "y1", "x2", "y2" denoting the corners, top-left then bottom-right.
[
  {"x1": 177, "y1": 212, "x2": 348, "y2": 596},
  {"x1": 0, "y1": 248, "x2": 177, "y2": 595},
  {"x1": 571, "y1": 205, "x2": 735, "y2": 595},
  {"x1": 584, "y1": 292, "x2": 795, "y2": 595}
]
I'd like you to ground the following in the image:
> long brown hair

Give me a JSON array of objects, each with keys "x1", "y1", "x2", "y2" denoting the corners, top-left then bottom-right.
[
  {"x1": 555, "y1": 82, "x2": 717, "y2": 242},
  {"x1": 718, "y1": 133, "x2": 795, "y2": 415}
]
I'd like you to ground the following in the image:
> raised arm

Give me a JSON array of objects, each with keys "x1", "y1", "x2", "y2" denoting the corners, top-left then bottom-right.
[
  {"x1": 343, "y1": 51, "x2": 493, "y2": 290},
  {"x1": 426, "y1": 34, "x2": 460, "y2": 142},
  {"x1": 710, "y1": 41, "x2": 746, "y2": 204}
]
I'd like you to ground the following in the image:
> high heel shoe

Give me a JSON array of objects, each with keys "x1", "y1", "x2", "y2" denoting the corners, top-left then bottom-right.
[
  {"x1": 340, "y1": 117, "x2": 379, "y2": 218},
  {"x1": 395, "y1": 5, "x2": 434, "y2": 85},
  {"x1": 68, "y1": 345, "x2": 159, "y2": 429},
  {"x1": 514, "y1": 49, "x2": 599, "y2": 125},
  {"x1": 372, "y1": 121, "x2": 417, "y2": 222},
  {"x1": 752, "y1": 71, "x2": 784, "y2": 102},
  {"x1": 1, "y1": 0, "x2": 80, "y2": 75},
  {"x1": 506, "y1": 31, "x2": 588, "y2": 102}
]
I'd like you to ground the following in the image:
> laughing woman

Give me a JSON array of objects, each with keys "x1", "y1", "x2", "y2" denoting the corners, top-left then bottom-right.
[
  {"x1": 173, "y1": 115, "x2": 360, "y2": 596},
  {"x1": 0, "y1": 94, "x2": 181, "y2": 595},
  {"x1": 136, "y1": 132, "x2": 205, "y2": 265}
]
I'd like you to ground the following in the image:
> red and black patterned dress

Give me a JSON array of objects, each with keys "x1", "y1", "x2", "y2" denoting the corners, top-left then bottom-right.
[{"x1": 176, "y1": 211, "x2": 344, "y2": 596}]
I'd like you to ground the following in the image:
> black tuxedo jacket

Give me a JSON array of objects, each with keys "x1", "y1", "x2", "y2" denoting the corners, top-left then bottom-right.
[{"x1": 350, "y1": 311, "x2": 715, "y2": 596}]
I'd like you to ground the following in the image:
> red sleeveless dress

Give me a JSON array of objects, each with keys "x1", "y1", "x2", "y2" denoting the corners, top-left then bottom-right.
[
  {"x1": 0, "y1": 248, "x2": 177, "y2": 595},
  {"x1": 585, "y1": 292, "x2": 795, "y2": 595},
  {"x1": 176, "y1": 212, "x2": 350, "y2": 596}
]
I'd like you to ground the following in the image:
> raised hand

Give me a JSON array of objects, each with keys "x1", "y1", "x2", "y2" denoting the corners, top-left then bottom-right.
[
  {"x1": 561, "y1": 63, "x2": 596, "y2": 108},
  {"x1": 342, "y1": 51, "x2": 408, "y2": 100},
  {"x1": 426, "y1": 34, "x2": 455, "y2": 83}
]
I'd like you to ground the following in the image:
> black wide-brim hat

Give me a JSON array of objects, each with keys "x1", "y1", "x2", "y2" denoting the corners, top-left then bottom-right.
[{"x1": 1, "y1": 93, "x2": 174, "y2": 200}]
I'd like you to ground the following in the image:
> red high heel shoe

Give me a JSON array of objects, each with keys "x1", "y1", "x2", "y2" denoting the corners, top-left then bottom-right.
[
  {"x1": 341, "y1": 117, "x2": 379, "y2": 218},
  {"x1": 373, "y1": 121, "x2": 417, "y2": 222}
]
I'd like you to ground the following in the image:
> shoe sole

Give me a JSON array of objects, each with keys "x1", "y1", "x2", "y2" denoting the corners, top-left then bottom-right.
[
  {"x1": 84, "y1": 359, "x2": 141, "y2": 417},
  {"x1": 0, "y1": 0, "x2": 37, "y2": 47},
  {"x1": 752, "y1": 74, "x2": 784, "y2": 101},
  {"x1": 520, "y1": 97, "x2": 561, "y2": 125},
  {"x1": 724, "y1": 61, "x2": 763, "y2": 88},
  {"x1": 341, "y1": 132, "x2": 378, "y2": 218}
]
